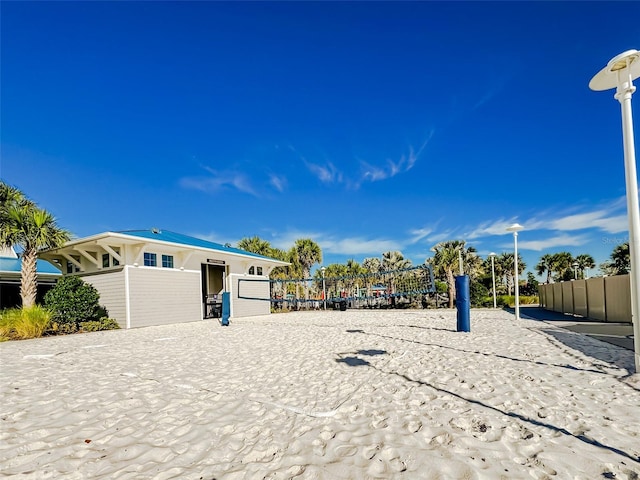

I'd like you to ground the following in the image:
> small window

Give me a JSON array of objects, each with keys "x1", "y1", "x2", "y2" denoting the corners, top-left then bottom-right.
[
  {"x1": 112, "y1": 248, "x2": 120, "y2": 266},
  {"x1": 144, "y1": 252, "x2": 157, "y2": 267},
  {"x1": 162, "y1": 254, "x2": 174, "y2": 268},
  {"x1": 66, "y1": 256, "x2": 80, "y2": 273},
  {"x1": 256, "y1": 267, "x2": 263, "y2": 275},
  {"x1": 102, "y1": 253, "x2": 110, "y2": 268},
  {"x1": 249, "y1": 266, "x2": 255, "y2": 275}
]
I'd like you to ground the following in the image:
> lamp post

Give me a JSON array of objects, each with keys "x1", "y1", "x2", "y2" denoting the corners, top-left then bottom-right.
[
  {"x1": 321, "y1": 266, "x2": 326, "y2": 310},
  {"x1": 489, "y1": 252, "x2": 497, "y2": 309},
  {"x1": 572, "y1": 262, "x2": 579, "y2": 280},
  {"x1": 590, "y1": 49, "x2": 640, "y2": 372},
  {"x1": 506, "y1": 223, "x2": 524, "y2": 320}
]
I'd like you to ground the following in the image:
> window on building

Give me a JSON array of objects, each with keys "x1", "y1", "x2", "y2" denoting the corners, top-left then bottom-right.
[
  {"x1": 102, "y1": 253, "x2": 110, "y2": 268},
  {"x1": 144, "y1": 252, "x2": 157, "y2": 267},
  {"x1": 66, "y1": 256, "x2": 81, "y2": 273},
  {"x1": 249, "y1": 266, "x2": 255, "y2": 275},
  {"x1": 162, "y1": 254, "x2": 174, "y2": 268},
  {"x1": 112, "y1": 248, "x2": 120, "y2": 266},
  {"x1": 257, "y1": 267, "x2": 263, "y2": 275}
]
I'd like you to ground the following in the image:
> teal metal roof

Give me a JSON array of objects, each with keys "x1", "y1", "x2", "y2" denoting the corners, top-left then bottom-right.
[
  {"x1": 117, "y1": 229, "x2": 283, "y2": 262},
  {"x1": 0, "y1": 257, "x2": 61, "y2": 275}
]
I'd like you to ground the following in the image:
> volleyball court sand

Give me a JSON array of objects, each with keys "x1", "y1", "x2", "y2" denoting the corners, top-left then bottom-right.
[{"x1": 1, "y1": 309, "x2": 639, "y2": 479}]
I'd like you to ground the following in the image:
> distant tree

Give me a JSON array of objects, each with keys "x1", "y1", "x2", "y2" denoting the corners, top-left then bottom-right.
[
  {"x1": 237, "y1": 236, "x2": 273, "y2": 257},
  {"x1": 600, "y1": 242, "x2": 630, "y2": 275},
  {"x1": 549, "y1": 252, "x2": 574, "y2": 282},
  {"x1": 535, "y1": 254, "x2": 554, "y2": 284},
  {"x1": 381, "y1": 250, "x2": 412, "y2": 271},
  {"x1": 0, "y1": 182, "x2": 71, "y2": 308},
  {"x1": 574, "y1": 254, "x2": 596, "y2": 279},
  {"x1": 520, "y1": 272, "x2": 540, "y2": 296},
  {"x1": 362, "y1": 257, "x2": 381, "y2": 274},
  {"x1": 428, "y1": 240, "x2": 468, "y2": 308},
  {"x1": 497, "y1": 252, "x2": 526, "y2": 295},
  {"x1": 293, "y1": 238, "x2": 322, "y2": 300}
]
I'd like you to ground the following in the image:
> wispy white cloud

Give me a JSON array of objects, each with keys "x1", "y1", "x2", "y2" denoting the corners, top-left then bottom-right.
[
  {"x1": 180, "y1": 167, "x2": 258, "y2": 196},
  {"x1": 408, "y1": 227, "x2": 433, "y2": 244},
  {"x1": 322, "y1": 237, "x2": 400, "y2": 256},
  {"x1": 515, "y1": 234, "x2": 591, "y2": 251},
  {"x1": 358, "y1": 130, "x2": 435, "y2": 186},
  {"x1": 306, "y1": 161, "x2": 343, "y2": 184},
  {"x1": 524, "y1": 197, "x2": 628, "y2": 234},
  {"x1": 269, "y1": 174, "x2": 287, "y2": 193},
  {"x1": 466, "y1": 220, "x2": 520, "y2": 239},
  {"x1": 267, "y1": 229, "x2": 400, "y2": 257}
]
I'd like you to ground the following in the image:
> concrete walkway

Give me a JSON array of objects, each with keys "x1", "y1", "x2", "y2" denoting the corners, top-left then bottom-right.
[{"x1": 518, "y1": 305, "x2": 635, "y2": 351}]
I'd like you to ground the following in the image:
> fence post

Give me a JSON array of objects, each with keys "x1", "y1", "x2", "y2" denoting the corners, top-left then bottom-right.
[
  {"x1": 455, "y1": 275, "x2": 470, "y2": 332},
  {"x1": 221, "y1": 292, "x2": 230, "y2": 326}
]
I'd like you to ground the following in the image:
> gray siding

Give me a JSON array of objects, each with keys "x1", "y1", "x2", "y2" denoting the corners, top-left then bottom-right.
[
  {"x1": 79, "y1": 269, "x2": 126, "y2": 328},
  {"x1": 128, "y1": 267, "x2": 202, "y2": 328},
  {"x1": 231, "y1": 274, "x2": 270, "y2": 317}
]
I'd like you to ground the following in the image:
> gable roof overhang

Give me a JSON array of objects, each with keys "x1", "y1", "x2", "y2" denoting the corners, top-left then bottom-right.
[{"x1": 40, "y1": 230, "x2": 290, "y2": 271}]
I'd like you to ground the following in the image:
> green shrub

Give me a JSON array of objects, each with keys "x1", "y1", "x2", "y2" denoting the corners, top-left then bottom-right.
[
  {"x1": 497, "y1": 295, "x2": 539, "y2": 307},
  {"x1": 44, "y1": 276, "x2": 103, "y2": 333},
  {"x1": 80, "y1": 317, "x2": 120, "y2": 332},
  {"x1": 0, "y1": 306, "x2": 52, "y2": 340},
  {"x1": 470, "y1": 282, "x2": 489, "y2": 307}
]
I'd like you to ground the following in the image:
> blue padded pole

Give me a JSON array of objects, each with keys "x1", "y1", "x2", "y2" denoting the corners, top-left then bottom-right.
[
  {"x1": 221, "y1": 292, "x2": 230, "y2": 326},
  {"x1": 455, "y1": 275, "x2": 470, "y2": 332}
]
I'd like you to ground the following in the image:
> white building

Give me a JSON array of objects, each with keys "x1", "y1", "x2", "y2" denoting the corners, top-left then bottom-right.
[{"x1": 40, "y1": 229, "x2": 288, "y2": 328}]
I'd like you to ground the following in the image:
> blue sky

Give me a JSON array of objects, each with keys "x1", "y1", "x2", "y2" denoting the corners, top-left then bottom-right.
[{"x1": 2, "y1": 1, "x2": 639, "y2": 278}]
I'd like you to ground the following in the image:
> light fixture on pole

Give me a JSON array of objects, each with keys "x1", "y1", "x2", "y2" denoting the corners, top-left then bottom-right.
[
  {"x1": 321, "y1": 266, "x2": 326, "y2": 310},
  {"x1": 572, "y1": 261, "x2": 579, "y2": 280},
  {"x1": 590, "y1": 49, "x2": 640, "y2": 372},
  {"x1": 489, "y1": 252, "x2": 497, "y2": 309},
  {"x1": 506, "y1": 223, "x2": 524, "y2": 320}
]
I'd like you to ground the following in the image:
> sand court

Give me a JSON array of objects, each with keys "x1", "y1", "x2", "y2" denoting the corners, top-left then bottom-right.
[{"x1": 1, "y1": 309, "x2": 639, "y2": 479}]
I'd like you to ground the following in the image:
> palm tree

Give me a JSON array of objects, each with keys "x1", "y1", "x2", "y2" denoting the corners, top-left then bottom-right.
[
  {"x1": 361, "y1": 257, "x2": 381, "y2": 298},
  {"x1": 293, "y1": 238, "x2": 322, "y2": 300},
  {"x1": 550, "y1": 252, "x2": 574, "y2": 281},
  {"x1": 600, "y1": 243, "x2": 630, "y2": 275},
  {"x1": 381, "y1": 251, "x2": 412, "y2": 304},
  {"x1": 429, "y1": 240, "x2": 465, "y2": 308},
  {"x1": 236, "y1": 236, "x2": 273, "y2": 257},
  {"x1": 381, "y1": 250, "x2": 412, "y2": 271},
  {"x1": 498, "y1": 252, "x2": 526, "y2": 295},
  {"x1": 345, "y1": 259, "x2": 364, "y2": 297},
  {"x1": 362, "y1": 257, "x2": 381, "y2": 274},
  {"x1": 0, "y1": 182, "x2": 71, "y2": 308},
  {"x1": 535, "y1": 254, "x2": 554, "y2": 284},
  {"x1": 574, "y1": 253, "x2": 595, "y2": 279}
]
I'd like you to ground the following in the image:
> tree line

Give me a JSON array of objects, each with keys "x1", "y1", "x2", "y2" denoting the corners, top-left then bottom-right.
[
  {"x1": 1, "y1": 180, "x2": 631, "y2": 311},
  {"x1": 239, "y1": 235, "x2": 632, "y2": 309}
]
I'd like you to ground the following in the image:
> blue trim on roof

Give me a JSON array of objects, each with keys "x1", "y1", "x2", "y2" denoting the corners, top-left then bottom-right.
[
  {"x1": 116, "y1": 230, "x2": 282, "y2": 262},
  {"x1": 0, "y1": 257, "x2": 61, "y2": 275}
]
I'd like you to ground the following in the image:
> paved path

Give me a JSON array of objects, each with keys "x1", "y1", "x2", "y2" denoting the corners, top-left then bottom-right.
[{"x1": 518, "y1": 306, "x2": 635, "y2": 351}]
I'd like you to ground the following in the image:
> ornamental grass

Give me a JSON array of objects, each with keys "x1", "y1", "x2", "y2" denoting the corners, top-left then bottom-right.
[{"x1": 0, "y1": 305, "x2": 52, "y2": 341}]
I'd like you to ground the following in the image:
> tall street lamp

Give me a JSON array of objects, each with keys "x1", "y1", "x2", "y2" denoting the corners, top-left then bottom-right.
[
  {"x1": 489, "y1": 252, "x2": 497, "y2": 309},
  {"x1": 321, "y1": 266, "x2": 326, "y2": 310},
  {"x1": 506, "y1": 224, "x2": 524, "y2": 320},
  {"x1": 590, "y1": 49, "x2": 640, "y2": 372}
]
